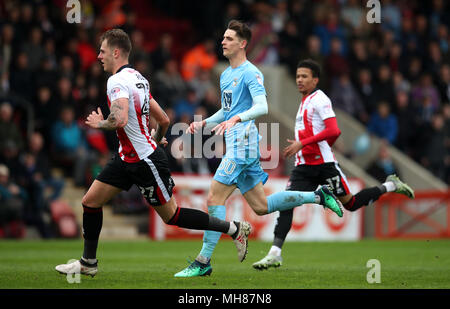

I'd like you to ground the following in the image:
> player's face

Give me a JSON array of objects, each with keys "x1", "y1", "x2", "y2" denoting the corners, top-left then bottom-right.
[
  {"x1": 222, "y1": 29, "x2": 245, "y2": 59},
  {"x1": 296, "y1": 67, "x2": 318, "y2": 94},
  {"x1": 97, "y1": 39, "x2": 114, "y2": 73}
]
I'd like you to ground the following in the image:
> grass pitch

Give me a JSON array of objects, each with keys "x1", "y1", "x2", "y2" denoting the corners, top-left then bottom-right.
[{"x1": 0, "y1": 239, "x2": 449, "y2": 289}]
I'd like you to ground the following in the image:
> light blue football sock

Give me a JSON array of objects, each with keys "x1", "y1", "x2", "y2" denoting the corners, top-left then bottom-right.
[
  {"x1": 198, "y1": 205, "x2": 226, "y2": 262},
  {"x1": 267, "y1": 191, "x2": 317, "y2": 214}
]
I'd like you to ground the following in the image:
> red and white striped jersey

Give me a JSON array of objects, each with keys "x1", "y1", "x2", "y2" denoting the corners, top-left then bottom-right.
[
  {"x1": 106, "y1": 65, "x2": 158, "y2": 163},
  {"x1": 294, "y1": 89, "x2": 337, "y2": 166}
]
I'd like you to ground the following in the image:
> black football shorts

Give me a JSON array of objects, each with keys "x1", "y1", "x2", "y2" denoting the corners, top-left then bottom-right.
[
  {"x1": 96, "y1": 147, "x2": 174, "y2": 206},
  {"x1": 286, "y1": 162, "x2": 351, "y2": 197}
]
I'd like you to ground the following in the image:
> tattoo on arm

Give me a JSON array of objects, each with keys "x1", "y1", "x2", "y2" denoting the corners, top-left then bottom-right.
[{"x1": 99, "y1": 102, "x2": 126, "y2": 130}]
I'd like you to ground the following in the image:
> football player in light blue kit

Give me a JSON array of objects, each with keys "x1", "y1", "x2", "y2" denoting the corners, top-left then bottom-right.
[{"x1": 174, "y1": 20, "x2": 343, "y2": 277}]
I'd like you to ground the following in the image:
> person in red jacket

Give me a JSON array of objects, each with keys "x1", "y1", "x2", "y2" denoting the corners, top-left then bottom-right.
[{"x1": 252, "y1": 59, "x2": 415, "y2": 270}]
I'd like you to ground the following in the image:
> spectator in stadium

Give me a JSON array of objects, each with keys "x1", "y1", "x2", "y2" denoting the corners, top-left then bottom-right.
[
  {"x1": 348, "y1": 39, "x2": 370, "y2": 80},
  {"x1": 437, "y1": 63, "x2": 450, "y2": 103},
  {"x1": 381, "y1": 0, "x2": 402, "y2": 37},
  {"x1": 298, "y1": 35, "x2": 326, "y2": 86},
  {"x1": 429, "y1": 0, "x2": 450, "y2": 30},
  {"x1": 27, "y1": 132, "x2": 64, "y2": 203},
  {"x1": 313, "y1": 10, "x2": 347, "y2": 56},
  {"x1": 181, "y1": 38, "x2": 217, "y2": 81},
  {"x1": 355, "y1": 68, "x2": 377, "y2": 116},
  {"x1": 0, "y1": 164, "x2": 27, "y2": 238},
  {"x1": 412, "y1": 74, "x2": 441, "y2": 120},
  {"x1": 367, "y1": 141, "x2": 400, "y2": 183},
  {"x1": 0, "y1": 24, "x2": 17, "y2": 79},
  {"x1": 340, "y1": 0, "x2": 366, "y2": 34},
  {"x1": 51, "y1": 105, "x2": 91, "y2": 187},
  {"x1": 20, "y1": 27, "x2": 45, "y2": 72},
  {"x1": 324, "y1": 37, "x2": 350, "y2": 84},
  {"x1": 76, "y1": 28, "x2": 98, "y2": 73},
  {"x1": 9, "y1": 51, "x2": 34, "y2": 101},
  {"x1": 387, "y1": 41, "x2": 404, "y2": 73},
  {"x1": 330, "y1": 72, "x2": 368, "y2": 123},
  {"x1": 246, "y1": 2, "x2": 279, "y2": 65},
  {"x1": 173, "y1": 87, "x2": 200, "y2": 121},
  {"x1": 436, "y1": 23, "x2": 449, "y2": 54},
  {"x1": 367, "y1": 101, "x2": 398, "y2": 144},
  {"x1": 153, "y1": 58, "x2": 186, "y2": 108},
  {"x1": 288, "y1": 0, "x2": 314, "y2": 41},
  {"x1": 201, "y1": 87, "x2": 221, "y2": 117},
  {"x1": 420, "y1": 113, "x2": 448, "y2": 181},
  {"x1": 426, "y1": 41, "x2": 444, "y2": 77},
  {"x1": 34, "y1": 86, "x2": 59, "y2": 145},
  {"x1": 392, "y1": 71, "x2": 411, "y2": 95},
  {"x1": 373, "y1": 64, "x2": 396, "y2": 109},
  {"x1": 151, "y1": 33, "x2": 174, "y2": 73},
  {"x1": 129, "y1": 29, "x2": 151, "y2": 71},
  {"x1": 394, "y1": 90, "x2": 416, "y2": 155},
  {"x1": 188, "y1": 69, "x2": 214, "y2": 102},
  {"x1": 54, "y1": 76, "x2": 76, "y2": 111},
  {"x1": 16, "y1": 151, "x2": 55, "y2": 238},
  {"x1": 404, "y1": 56, "x2": 423, "y2": 84},
  {"x1": 278, "y1": 19, "x2": 302, "y2": 75},
  {"x1": 0, "y1": 102, "x2": 24, "y2": 154}
]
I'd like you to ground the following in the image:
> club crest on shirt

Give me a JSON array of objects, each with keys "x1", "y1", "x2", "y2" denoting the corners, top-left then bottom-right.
[
  {"x1": 232, "y1": 78, "x2": 238, "y2": 87},
  {"x1": 111, "y1": 87, "x2": 121, "y2": 95},
  {"x1": 256, "y1": 74, "x2": 263, "y2": 85}
]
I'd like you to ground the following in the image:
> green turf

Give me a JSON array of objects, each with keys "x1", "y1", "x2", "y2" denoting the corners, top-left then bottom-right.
[{"x1": 0, "y1": 239, "x2": 449, "y2": 289}]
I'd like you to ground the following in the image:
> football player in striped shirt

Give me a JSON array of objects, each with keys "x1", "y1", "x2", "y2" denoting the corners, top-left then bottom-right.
[
  {"x1": 55, "y1": 29, "x2": 253, "y2": 278},
  {"x1": 252, "y1": 59, "x2": 414, "y2": 270}
]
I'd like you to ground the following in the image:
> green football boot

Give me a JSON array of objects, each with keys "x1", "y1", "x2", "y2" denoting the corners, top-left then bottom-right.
[
  {"x1": 316, "y1": 185, "x2": 343, "y2": 217},
  {"x1": 386, "y1": 174, "x2": 415, "y2": 199},
  {"x1": 174, "y1": 260, "x2": 212, "y2": 278}
]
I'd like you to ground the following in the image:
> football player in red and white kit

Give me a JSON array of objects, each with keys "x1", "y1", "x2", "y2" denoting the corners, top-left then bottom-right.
[
  {"x1": 252, "y1": 59, "x2": 415, "y2": 270},
  {"x1": 55, "y1": 29, "x2": 251, "y2": 278}
]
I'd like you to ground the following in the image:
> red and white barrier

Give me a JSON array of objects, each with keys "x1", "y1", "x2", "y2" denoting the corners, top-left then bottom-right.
[{"x1": 149, "y1": 175, "x2": 364, "y2": 241}]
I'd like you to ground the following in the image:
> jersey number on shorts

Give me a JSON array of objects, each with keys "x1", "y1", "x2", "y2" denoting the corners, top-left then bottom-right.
[
  {"x1": 222, "y1": 90, "x2": 232, "y2": 111},
  {"x1": 139, "y1": 185, "x2": 154, "y2": 199},
  {"x1": 325, "y1": 176, "x2": 343, "y2": 194},
  {"x1": 219, "y1": 158, "x2": 236, "y2": 175},
  {"x1": 136, "y1": 82, "x2": 150, "y2": 115}
]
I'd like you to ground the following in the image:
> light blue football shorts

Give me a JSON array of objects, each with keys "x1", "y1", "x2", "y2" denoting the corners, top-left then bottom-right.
[{"x1": 213, "y1": 155, "x2": 268, "y2": 194}]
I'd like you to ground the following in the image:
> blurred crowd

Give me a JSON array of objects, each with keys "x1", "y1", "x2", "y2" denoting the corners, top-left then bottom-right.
[{"x1": 0, "y1": 0, "x2": 449, "y2": 237}]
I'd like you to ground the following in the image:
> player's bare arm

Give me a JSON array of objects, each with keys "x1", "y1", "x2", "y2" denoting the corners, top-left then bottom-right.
[
  {"x1": 212, "y1": 115, "x2": 241, "y2": 135},
  {"x1": 149, "y1": 98, "x2": 169, "y2": 145},
  {"x1": 186, "y1": 119, "x2": 206, "y2": 134},
  {"x1": 283, "y1": 139, "x2": 303, "y2": 158},
  {"x1": 86, "y1": 98, "x2": 129, "y2": 130}
]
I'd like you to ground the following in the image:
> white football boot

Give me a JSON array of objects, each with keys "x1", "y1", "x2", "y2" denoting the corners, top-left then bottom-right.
[
  {"x1": 55, "y1": 259, "x2": 98, "y2": 277},
  {"x1": 233, "y1": 221, "x2": 252, "y2": 262}
]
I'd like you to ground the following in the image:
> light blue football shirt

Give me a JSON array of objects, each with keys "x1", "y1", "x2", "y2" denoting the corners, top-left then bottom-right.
[{"x1": 220, "y1": 60, "x2": 266, "y2": 162}]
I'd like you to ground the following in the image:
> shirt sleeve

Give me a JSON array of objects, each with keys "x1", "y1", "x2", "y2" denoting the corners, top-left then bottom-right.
[
  {"x1": 300, "y1": 117, "x2": 341, "y2": 147},
  {"x1": 107, "y1": 76, "x2": 129, "y2": 102},
  {"x1": 244, "y1": 69, "x2": 267, "y2": 98},
  {"x1": 237, "y1": 94, "x2": 268, "y2": 122},
  {"x1": 314, "y1": 94, "x2": 336, "y2": 120}
]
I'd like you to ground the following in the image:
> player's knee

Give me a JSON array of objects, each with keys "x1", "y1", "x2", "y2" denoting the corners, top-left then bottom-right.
[
  {"x1": 252, "y1": 203, "x2": 268, "y2": 216},
  {"x1": 206, "y1": 191, "x2": 223, "y2": 206},
  {"x1": 81, "y1": 195, "x2": 102, "y2": 209},
  {"x1": 254, "y1": 208, "x2": 268, "y2": 216}
]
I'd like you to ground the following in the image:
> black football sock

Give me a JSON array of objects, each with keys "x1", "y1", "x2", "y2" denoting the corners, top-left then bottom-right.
[
  {"x1": 343, "y1": 187, "x2": 384, "y2": 212},
  {"x1": 82, "y1": 205, "x2": 103, "y2": 261},
  {"x1": 273, "y1": 209, "x2": 294, "y2": 249},
  {"x1": 167, "y1": 207, "x2": 230, "y2": 234}
]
